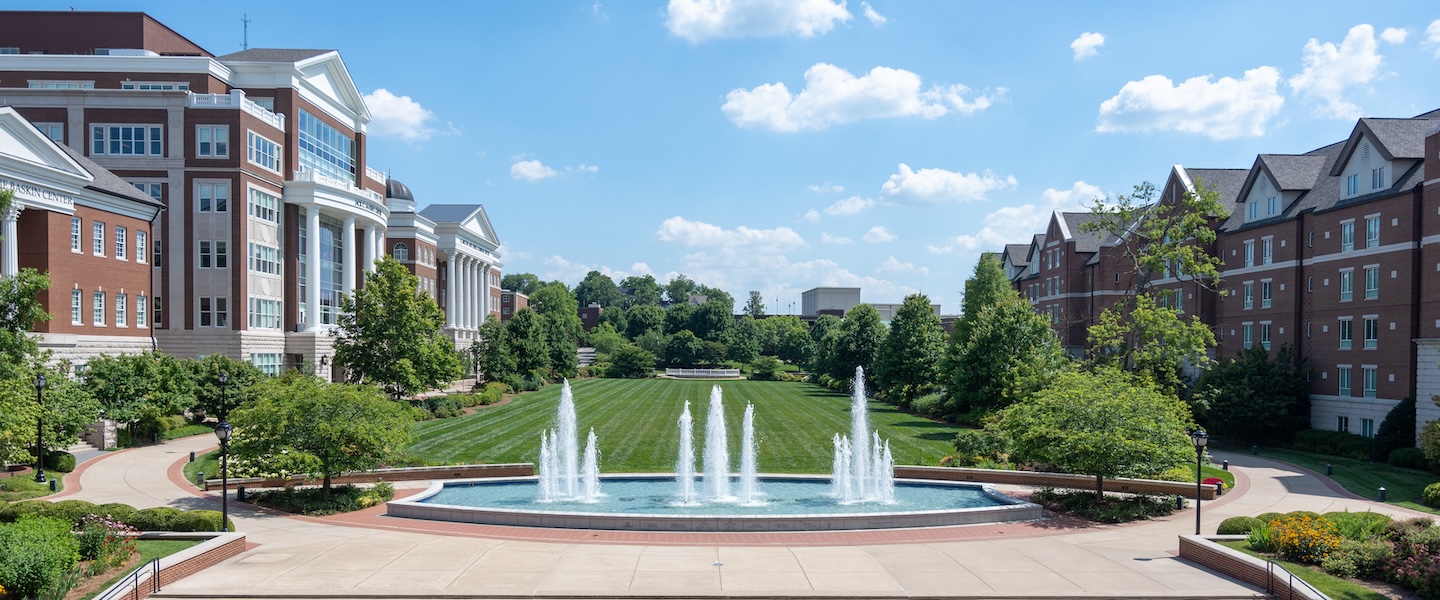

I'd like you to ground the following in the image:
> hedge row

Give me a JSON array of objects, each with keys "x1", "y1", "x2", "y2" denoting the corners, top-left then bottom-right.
[{"x1": 0, "y1": 499, "x2": 233, "y2": 532}]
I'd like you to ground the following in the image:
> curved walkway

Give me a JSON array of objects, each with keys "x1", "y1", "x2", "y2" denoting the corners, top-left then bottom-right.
[{"x1": 53, "y1": 437, "x2": 1420, "y2": 598}]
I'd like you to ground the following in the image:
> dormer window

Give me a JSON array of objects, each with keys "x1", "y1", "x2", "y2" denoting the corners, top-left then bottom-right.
[
  {"x1": 1346, "y1": 174, "x2": 1360, "y2": 196},
  {"x1": 1267, "y1": 196, "x2": 1278, "y2": 216},
  {"x1": 1248, "y1": 202, "x2": 1259, "y2": 221},
  {"x1": 1371, "y1": 167, "x2": 1385, "y2": 190}
]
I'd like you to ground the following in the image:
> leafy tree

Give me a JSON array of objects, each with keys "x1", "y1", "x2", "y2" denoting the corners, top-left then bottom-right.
[
  {"x1": 335, "y1": 256, "x2": 462, "y2": 399},
  {"x1": 231, "y1": 378, "x2": 415, "y2": 495},
  {"x1": 0, "y1": 267, "x2": 52, "y2": 378},
  {"x1": 586, "y1": 322, "x2": 625, "y2": 355},
  {"x1": 991, "y1": 368, "x2": 1195, "y2": 498},
  {"x1": 744, "y1": 290, "x2": 766, "y2": 317},
  {"x1": 663, "y1": 274, "x2": 698, "y2": 304},
  {"x1": 808, "y1": 314, "x2": 842, "y2": 376},
  {"x1": 0, "y1": 376, "x2": 41, "y2": 464},
  {"x1": 544, "y1": 314, "x2": 579, "y2": 378},
  {"x1": 662, "y1": 330, "x2": 705, "y2": 367},
  {"x1": 0, "y1": 366, "x2": 97, "y2": 465},
  {"x1": 500, "y1": 273, "x2": 543, "y2": 296},
  {"x1": 726, "y1": 316, "x2": 762, "y2": 364},
  {"x1": 529, "y1": 282, "x2": 584, "y2": 363},
  {"x1": 663, "y1": 303, "x2": 695, "y2": 336},
  {"x1": 624, "y1": 304, "x2": 665, "y2": 340},
  {"x1": 951, "y1": 254, "x2": 1012, "y2": 349},
  {"x1": 1370, "y1": 396, "x2": 1416, "y2": 463},
  {"x1": 832, "y1": 304, "x2": 885, "y2": 380},
  {"x1": 1080, "y1": 180, "x2": 1228, "y2": 395},
  {"x1": 697, "y1": 285, "x2": 734, "y2": 313},
  {"x1": 747, "y1": 355, "x2": 786, "y2": 380},
  {"x1": 874, "y1": 294, "x2": 946, "y2": 404},
  {"x1": 505, "y1": 308, "x2": 551, "y2": 375},
  {"x1": 189, "y1": 354, "x2": 265, "y2": 419},
  {"x1": 778, "y1": 324, "x2": 816, "y2": 366},
  {"x1": 574, "y1": 270, "x2": 623, "y2": 309},
  {"x1": 84, "y1": 351, "x2": 196, "y2": 433},
  {"x1": 474, "y1": 315, "x2": 516, "y2": 384},
  {"x1": 1193, "y1": 344, "x2": 1309, "y2": 444},
  {"x1": 597, "y1": 305, "x2": 628, "y2": 335},
  {"x1": 606, "y1": 343, "x2": 656, "y2": 378},
  {"x1": 948, "y1": 297, "x2": 1067, "y2": 422},
  {"x1": 618, "y1": 275, "x2": 663, "y2": 307},
  {"x1": 688, "y1": 299, "x2": 731, "y2": 342},
  {"x1": 634, "y1": 329, "x2": 667, "y2": 357}
]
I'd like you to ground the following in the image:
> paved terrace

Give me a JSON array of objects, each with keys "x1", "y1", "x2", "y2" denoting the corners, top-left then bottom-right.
[{"x1": 52, "y1": 434, "x2": 1427, "y2": 598}]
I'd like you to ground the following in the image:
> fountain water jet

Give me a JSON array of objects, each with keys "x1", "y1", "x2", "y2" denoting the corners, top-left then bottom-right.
[
  {"x1": 580, "y1": 428, "x2": 602, "y2": 503},
  {"x1": 536, "y1": 380, "x2": 600, "y2": 502},
  {"x1": 557, "y1": 381, "x2": 579, "y2": 497},
  {"x1": 675, "y1": 401, "x2": 698, "y2": 505},
  {"x1": 738, "y1": 403, "x2": 761, "y2": 505},
  {"x1": 702, "y1": 385, "x2": 732, "y2": 501},
  {"x1": 832, "y1": 367, "x2": 895, "y2": 503}
]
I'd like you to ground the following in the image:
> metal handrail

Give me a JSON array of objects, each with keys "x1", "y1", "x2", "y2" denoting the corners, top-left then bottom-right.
[
  {"x1": 1265, "y1": 559, "x2": 1329, "y2": 600},
  {"x1": 95, "y1": 558, "x2": 160, "y2": 600}
]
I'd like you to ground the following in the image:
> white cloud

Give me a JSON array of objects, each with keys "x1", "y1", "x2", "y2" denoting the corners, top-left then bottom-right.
[
  {"x1": 860, "y1": 2, "x2": 886, "y2": 26},
  {"x1": 510, "y1": 160, "x2": 558, "y2": 181},
  {"x1": 591, "y1": 1, "x2": 606, "y2": 20},
  {"x1": 655, "y1": 216, "x2": 805, "y2": 250},
  {"x1": 1289, "y1": 24, "x2": 1383, "y2": 120},
  {"x1": 722, "y1": 63, "x2": 999, "y2": 132},
  {"x1": 1428, "y1": 20, "x2": 1440, "y2": 57},
  {"x1": 878, "y1": 256, "x2": 928, "y2": 276},
  {"x1": 362, "y1": 89, "x2": 439, "y2": 143},
  {"x1": 1071, "y1": 32, "x2": 1104, "y2": 61},
  {"x1": 1095, "y1": 66, "x2": 1285, "y2": 140},
  {"x1": 824, "y1": 195, "x2": 874, "y2": 216},
  {"x1": 821, "y1": 232, "x2": 853, "y2": 245},
  {"x1": 543, "y1": 256, "x2": 651, "y2": 285},
  {"x1": 671, "y1": 250, "x2": 920, "y2": 307},
  {"x1": 665, "y1": 0, "x2": 850, "y2": 42},
  {"x1": 863, "y1": 226, "x2": 896, "y2": 243},
  {"x1": 879, "y1": 164, "x2": 1016, "y2": 204},
  {"x1": 800, "y1": 209, "x2": 821, "y2": 223},
  {"x1": 929, "y1": 181, "x2": 1103, "y2": 254},
  {"x1": 573, "y1": 164, "x2": 600, "y2": 173},
  {"x1": 1380, "y1": 27, "x2": 1408, "y2": 44},
  {"x1": 808, "y1": 182, "x2": 844, "y2": 194}
]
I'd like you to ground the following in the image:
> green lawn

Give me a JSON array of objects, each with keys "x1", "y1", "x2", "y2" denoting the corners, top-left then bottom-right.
[
  {"x1": 0, "y1": 475, "x2": 62, "y2": 501},
  {"x1": 1218, "y1": 540, "x2": 1386, "y2": 600},
  {"x1": 80, "y1": 539, "x2": 201, "y2": 600},
  {"x1": 1235, "y1": 446, "x2": 1436, "y2": 515},
  {"x1": 182, "y1": 450, "x2": 221, "y2": 489},
  {"x1": 408, "y1": 379, "x2": 961, "y2": 473}
]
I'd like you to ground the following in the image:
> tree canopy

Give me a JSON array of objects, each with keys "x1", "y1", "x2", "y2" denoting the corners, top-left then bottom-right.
[
  {"x1": 500, "y1": 273, "x2": 543, "y2": 296},
  {"x1": 873, "y1": 293, "x2": 945, "y2": 403},
  {"x1": 1193, "y1": 344, "x2": 1309, "y2": 444},
  {"x1": 618, "y1": 275, "x2": 662, "y2": 307},
  {"x1": 947, "y1": 297, "x2": 1068, "y2": 422},
  {"x1": 334, "y1": 256, "x2": 462, "y2": 399},
  {"x1": 744, "y1": 291, "x2": 766, "y2": 317},
  {"x1": 574, "y1": 270, "x2": 623, "y2": 309}
]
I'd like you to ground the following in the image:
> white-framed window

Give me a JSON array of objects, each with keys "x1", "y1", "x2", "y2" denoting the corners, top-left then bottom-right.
[
  {"x1": 136, "y1": 295, "x2": 147, "y2": 328},
  {"x1": 199, "y1": 241, "x2": 212, "y2": 269},
  {"x1": 198, "y1": 240, "x2": 227, "y2": 269},
  {"x1": 1260, "y1": 322, "x2": 1272, "y2": 351},
  {"x1": 1345, "y1": 174, "x2": 1360, "y2": 196},
  {"x1": 91, "y1": 124, "x2": 162, "y2": 156},
  {"x1": 196, "y1": 125, "x2": 229, "y2": 158},
  {"x1": 71, "y1": 289, "x2": 82, "y2": 325},
  {"x1": 1242, "y1": 323, "x2": 1253, "y2": 349},
  {"x1": 1365, "y1": 216, "x2": 1380, "y2": 248},
  {"x1": 92, "y1": 291, "x2": 105, "y2": 326},
  {"x1": 1243, "y1": 281, "x2": 1254, "y2": 310},
  {"x1": 1267, "y1": 196, "x2": 1278, "y2": 216},
  {"x1": 1261, "y1": 280, "x2": 1272, "y2": 309},
  {"x1": 121, "y1": 81, "x2": 189, "y2": 91},
  {"x1": 115, "y1": 293, "x2": 127, "y2": 327},
  {"x1": 1340, "y1": 221, "x2": 1355, "y2": 252},
  {"x1": 1337, "y1": 415, "x2": 1350, "y2": 432},
  {"x1": 248, "y1": 297, "x2": 282, "y2": 330},
  {"x1": 1262, "y1": 238, "x2": 1273, "y2": 265},
  {"x1": 197, "y1": 182, "x2": 228, "y2": 212},
  {"x1": 70, "y1": 217, "x2": 82, "y2": 252},
  {"x1": 1339, "y1": 318, "x2": 1353, "y2": 350},
  {"x1": 199, "y1": 297, "x2": 229, "y2": 328},
  {"x1": 251, "y1": 352, "x2": 282, "y2": 376},
  {"x1": 1364, "y1": 266, "x2": 1378, "y2": 299},
  {"x1": 1363, "y1": 316, "x2": 1378, "y2": 349},
  {"x1": 247, "y1": 187, "x2": 281, "y2": 223},
  {"x1": 1371, "y1": 167, "x2": 1386, "y2": 190},
  {"x1": 132, "y1": 182, "x2": 163, "y2": 202},
  {"x1": 136, "y1": 231, "x2": 147, "y2": 264},
  {"x1": 1244, "y1": 240, "x2": 1255, "y2": 267},
  {"x1": 249, "y1": 243, "x2": 281, "y2": 275},
  {"x1": 1361, "y1": 418, "x2": 1375, "y2": 438},
  {"x1": 153, "y1": 239, "x2": 162, "y2": 267},
  {"x1": 30, "y1": 80, "x2": 93, "y2": 89},
  {"x1": 393, "y1": 243, "x2": 409, "y2": 260},
  {"x1": 92, "y1": 222, "x2": 105, "y2": 256},
  {"x1": 1339, "y1": 269, "x2": 1353, "y2": 302},
  {"x1": 1337, "y1": 366, "x2": 1351, "y2": 396},
  {"x1": 247, "y1": 130, "x2": 282, "y2": 172},
  {"x1": 153, "y1": 296, "x2": 162, "y2": 328},
  {"x1": 34, "y1": 122, "x2": 64, "y2": 143},
  {"x1": 1248, "y1": 202, "x2": 1259, "y2": 221},
  {"x1": 1362, "y1": 367, "x2": 1377, "y2": 397},
  {"x1": 114, "y1": 226, "x2": 126, "y2": 260}
]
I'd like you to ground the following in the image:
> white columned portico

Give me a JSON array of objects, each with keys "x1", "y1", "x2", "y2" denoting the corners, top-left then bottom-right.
[
  {"x1": 457, "y1": 256, "x2": 470, "y2": 329},
  {"x1": 341, "y1": 216, "x2": 356, "y2": 295},
  {"x1": 305, "y1": 207, "x2": 322, "y2": 331},
  {"x1": 1, "y1": 205, "x2": 20, "y2": 277},
  {"x1": 469, "y1": 259, "x2": 480, "y2": 329},
  {"x1": 363, "y1": 225, "x2": 377, "y2": 272},
  {"x1": 444, "y1": 253, "x2": 457, "y2": 328}
]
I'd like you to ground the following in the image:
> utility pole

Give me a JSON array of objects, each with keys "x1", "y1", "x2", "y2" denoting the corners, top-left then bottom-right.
[{"x1": 241, "y1": 13, "x2": 252, "y2": 50}]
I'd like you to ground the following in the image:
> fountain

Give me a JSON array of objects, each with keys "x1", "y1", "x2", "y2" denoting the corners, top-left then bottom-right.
[{"x1": 392, "y1": 369, "x2": 1040, "y2": 532}]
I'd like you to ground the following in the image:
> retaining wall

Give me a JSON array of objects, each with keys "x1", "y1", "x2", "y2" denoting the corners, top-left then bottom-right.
[
  {"x1": 895, "y1": 466, "x2": 1221, "y2": 500},
  {"x1": 203, "y1": 463, "x2": 534, "y2": 491},
  {"x1": 93, "y1": 532, "x2": 247, "y2": 600}
]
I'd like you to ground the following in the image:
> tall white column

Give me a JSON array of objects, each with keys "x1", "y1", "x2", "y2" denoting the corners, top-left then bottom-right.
[
  {"x1": 456, "y1": 256, "x2": 469, "y2": 329},
  {"x1": 341, "y1": 216, "x2": 356, "y2": 295},
  {"x1": 363, "y1": 225, "x2": 377, "y2": 272},
  {"x1": 1, "y1": 205, "x2": 19, "y2": 277},
  {"x1": 480, "y1": 263, "x2": 490, "y2": 322},
  {"x1": 467, "y1": 258, "x2": 478, "y2": 329},
  {"x1": 444, "y1": 252, "x2": 457, "y2": 328},
  {"x1": 305, "y1": 208, "x2": 322, "y2": 331}
]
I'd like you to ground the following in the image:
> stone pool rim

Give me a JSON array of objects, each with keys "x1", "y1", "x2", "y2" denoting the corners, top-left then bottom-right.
[{"x1": 385, "y1": 473, "x2": 1043, "y2": 532}]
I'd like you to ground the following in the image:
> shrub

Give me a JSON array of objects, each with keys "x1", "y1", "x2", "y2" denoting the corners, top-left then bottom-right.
[
  {"x1": 1371, "y1": 396, "x2": 1416, "y2": 462},
  {"x1": 910, "y1": 393, "x2": 945, "y2": 418},
  {"x1": 1385, "y1": 517, "x2": 1437, "y2": 543},
  {"x1": 44, "y1": 451, "x2": 76, "y2": 473},
  {"x1": 421, "y1": 396, "x2": 462, "y2": 419},
  {"x1": 249, "y1": 484, "x2": 377, "y2": 516},
  {"x1": 479, "y1": 382, "x2": 506, "y2": 405},
  {"x1": 75, "y1": 514, "x2": 137, "y2": 572},
  {"x1": 1392, "y1": 447, "x2": 1432, "y2": 471},
  {"x1": 1323, "y1": 510, "x2": 1393, "y2": 541},
  {"x1": 1270, "y1": 512, "x2": 1341, "y2": 563},
  {"x1": 0, "y1": 501, "x2": 46, "y2": 523},
  {"x1": 1257, "y1": 512, "x2": 1284, "y2": 524},
  {"x1": 1030, "y1": 488, "x2": 1174, "y2": 524},
  {"x1": 1218, "y1": 516, "x2": 1264, "y2": 535},
  {"x1": 44, "y1": 500, "x2": 100, "y2": 526},
  {"x1": 1392, "y1": 553, "x2": 1440, "y2": 600},
  {"x1": 1286, "y1": 510, "x2": 1323, "y2": 521},
  {"x1": 94, "y1": 503, "x2": 136, "y2": 524},
  {"x1": 950, "y1": 429, "x2": 1011, "y2": 467},
  {"x1": 1290, "y1": 429, "x2": 1373, "y2": 461},
  {"x1": 1319, "y1": 539, "x2": 1393, "y2": 580},
  {"x1": 1425, "y1": 483, "x2": 1440, "y2": 508},
  {"x1": 0, "y1": 516, "x2": 80, "y2": 598},
  {"x1": 1247, "y1": 521, "x2": 1277, "y2": 553},
  {"x1": 169, "y1": 509, "x2": 229, "y2": 532},
  {"x1": 357, "y1": 482, "x2": 395, "y2": 509},
  {"x1": 127, "y1": 506, "x2": 183, "y2": 531}
]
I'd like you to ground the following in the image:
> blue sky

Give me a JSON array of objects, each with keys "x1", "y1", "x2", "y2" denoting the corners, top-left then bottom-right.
[{"x1": 18, "y1": 1, "x2": 1440, "y2": 313}]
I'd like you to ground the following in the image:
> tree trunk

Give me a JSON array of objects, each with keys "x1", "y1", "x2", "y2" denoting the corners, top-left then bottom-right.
[
  {"x1": 1095, "y1": 475, "x2": 1105, "y2": 501},
  {"x1": 323, "y1": 473, "x2": 332, "y2": 497}
]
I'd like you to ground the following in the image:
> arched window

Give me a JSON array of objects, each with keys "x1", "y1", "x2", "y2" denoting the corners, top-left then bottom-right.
[{"x1": 393, "y1": 243, "x2": 409, "y2": 260}]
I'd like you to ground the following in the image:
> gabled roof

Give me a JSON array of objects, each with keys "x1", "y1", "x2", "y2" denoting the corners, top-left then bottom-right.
[
  {"x1": 1256, "y1": 154, "x2": 1329, "y2": 191},
  {"x1": 1328, "y1": 116, "x2": 1438, "y2": 175},
  {"x1": 1058, "y1": 212, "x2": 1106, "y2": 252},
  {"x1": 0, "y1": 107, "x2": 90, "y2": 182},
  {"x1": 55, "y1": 145, "x2": 162, "y2": 207},
  {"x1": 217, "y1": 48, "x2": 332, "y2": 62},
  {"x1": 1002, "y1": 243, "x2": 1031, "y2": 267},
  {"x1": 419, "y1": 204, "x2": 482, "y2": 223},
  {"x1": 221, "y1": 49, "x2": 372, "y2": 125},
  {"x1": 1180, "y1": 167, "x2": 1248, "y2": 215}
]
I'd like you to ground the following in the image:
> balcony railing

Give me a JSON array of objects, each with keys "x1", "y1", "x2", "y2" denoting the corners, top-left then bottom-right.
[
  {"x1": 365, "y1": 165, "x2": 387, "y2": 184},
  {"x1": 290, "y1": 169, "x2": 387, "y2": 218},
  {"x1": 187, "y1": 90, "x2": 286, "y2": 131}
]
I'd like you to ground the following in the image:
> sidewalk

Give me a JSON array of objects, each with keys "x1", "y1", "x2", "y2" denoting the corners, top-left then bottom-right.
[{"x1": 53, "y1": 438, "x2": 1415, "y2": 597}]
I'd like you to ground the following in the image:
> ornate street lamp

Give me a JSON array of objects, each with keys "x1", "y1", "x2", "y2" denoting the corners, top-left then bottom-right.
[
  {"x1": 216, "y1": 372, "x2": 231, "y2": 532},
  {"x1": 1191, "y1": 428, "x2": 1209, "y2": 535},
  {"x1": 33, "y1": 374, "x2": 46, "y2": 484}
]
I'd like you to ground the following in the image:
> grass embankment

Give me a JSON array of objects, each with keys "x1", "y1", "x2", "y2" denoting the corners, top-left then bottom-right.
[
  {"x1": 182, "y1": 451, "x2": 221, "y2": 488},
  {"x1": 79, "y1": 539, "x2": 201, "y2": 600},
  {"x1": 1218, "y1": 540, "x2": 1387, "y2": 600},
  {"x1": 408, "y1": 379, "x2": 961, "y2": 473},
  {"x1": 1230, "y1": 445, "x2": 1435, "y2": 515},
  {"x1": 0, "y1": 474, "x2": 62, "y2": 501}
]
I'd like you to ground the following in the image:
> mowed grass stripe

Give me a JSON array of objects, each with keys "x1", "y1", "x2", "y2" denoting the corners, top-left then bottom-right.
[{"x1": 409, "y1": 379, "x2": 960, "y2": 473}]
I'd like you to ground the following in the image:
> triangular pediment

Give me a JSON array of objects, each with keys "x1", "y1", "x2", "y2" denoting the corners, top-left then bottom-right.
[
  {"x1": 296, "y1": 52, "x2": 372, "y2": 122},
  {"x1": 0, "y1": 108, "x2": 92, "y2": 182},
  {"x1": 460, "y1": 208, "x2": 500, "y2": 247}
]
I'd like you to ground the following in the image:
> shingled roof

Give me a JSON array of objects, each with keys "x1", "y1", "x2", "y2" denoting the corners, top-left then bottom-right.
[
  {"x1": 55, "y1": 145, "x2": 163, "y2": 208},
  {"x1": 217, "y1": 48, "x2": 333, "y2": 62},
  {"x1": 1058, "y1": 212, "x2": 1107, "y2": 253},
  {"x1": 1184, "y1": 168, "x2": 1248, "y2": 215}
]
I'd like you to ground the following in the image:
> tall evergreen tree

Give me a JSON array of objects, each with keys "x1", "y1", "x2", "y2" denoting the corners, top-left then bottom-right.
[
  {"x1": 335, "y1": 256, "x2": 462, "y2": 399},
  {"x1": 952, "y1": 254, "x2": 1013, "y2": 348},
  {"x1": 874, "y1": 294, "x2": 945, "y2": 404},
  {"x1": 744, "y1": 290, "x2": 766, "y2": 317},
  {"x1": 832, "y1": 304, "x2": 885, "y2": 380}
]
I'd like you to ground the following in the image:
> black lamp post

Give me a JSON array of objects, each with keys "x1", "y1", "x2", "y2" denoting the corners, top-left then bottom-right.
[
  {"x1": 1191, "y1": 428, "x2": 1209, "y2": 535},
  {"x1": 33, "y1": 374, "x2": 46, "y2": 484},
  {"x1": 216, "y1": 372, "x2": 231, "y2": 532}
]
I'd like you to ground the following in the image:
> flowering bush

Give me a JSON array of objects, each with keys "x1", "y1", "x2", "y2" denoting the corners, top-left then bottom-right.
[
  {"x1": 1270, "y1": 512, "x2": 1341, "y2": 563},
  {"x1": 1202, "y1": 477, "x2": 1226, "y2": 489},
  {"x1": 75, "y1": 514, "x2": 137, "y2": 574}
]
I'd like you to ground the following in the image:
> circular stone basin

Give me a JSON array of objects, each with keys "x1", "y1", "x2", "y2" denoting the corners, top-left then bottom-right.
[{"x1": 387, "y1": 474, "x2": 1042, "y2": 532}]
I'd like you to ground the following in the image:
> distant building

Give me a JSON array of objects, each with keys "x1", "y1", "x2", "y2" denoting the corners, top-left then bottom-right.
[
  {"x1": 870, "y1": 302, "x2": 941, "y2": 322},
  {"x1": 578, "y1": 303, "x2": 603, "y2": 331},
  {"x1": 499, "y1": 289, "x2": 527, "y2": 321},
  {"x1": 801, "y1": 287, "x2": 860, "y2": 316}
]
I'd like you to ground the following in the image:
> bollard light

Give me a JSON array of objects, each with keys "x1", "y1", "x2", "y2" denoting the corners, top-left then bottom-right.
[
  {"x1": 1326, "y1": 464, "x2": 1333, "y2": 476},
  {"x1": 189, "y1": 451, "x2": 195, "y2": 463},
  {"x1": 197, "y1": 471, "x2": 205, "y2": 487},
  {"x1": 1221, "y1": 460, "x2": 1229, "y2": 471},
  {"x1": 1251, "y1": 445, "x2": 1258, "y2": 455},
  {"x1": 1379, "y1": 487, "x2": 1388, "y2": 502}
]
